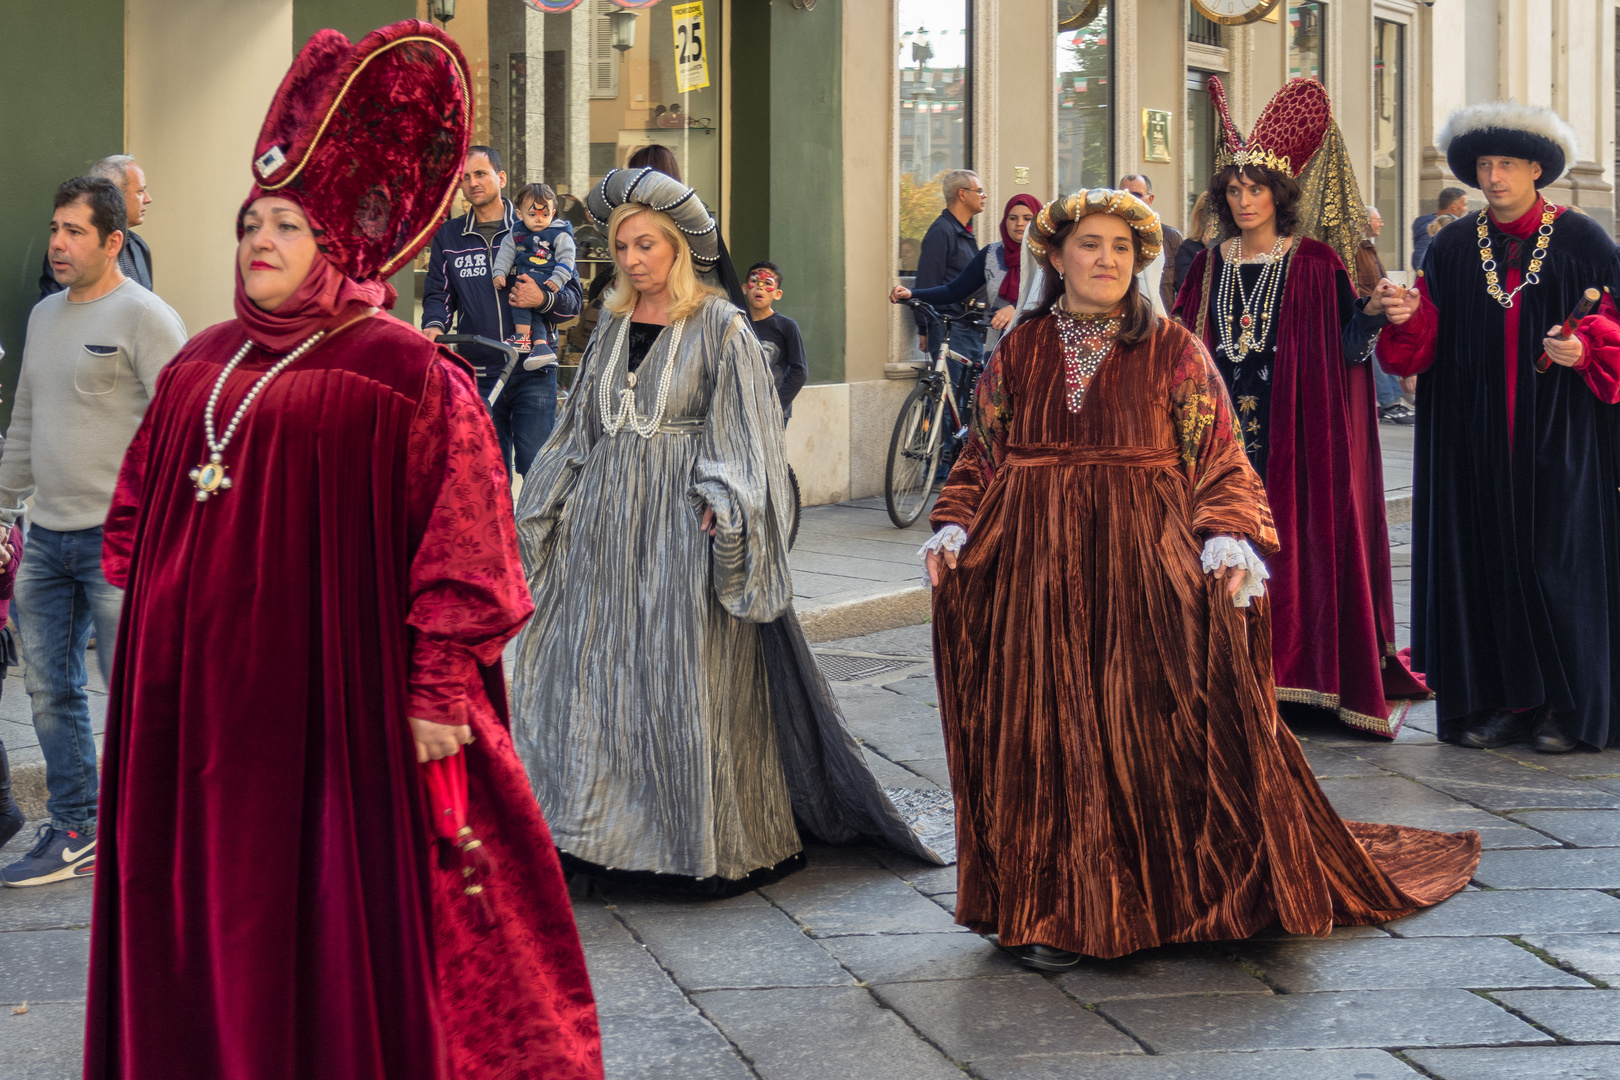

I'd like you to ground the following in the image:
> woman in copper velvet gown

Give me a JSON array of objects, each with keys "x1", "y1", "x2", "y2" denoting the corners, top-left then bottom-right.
[{"x1": 924, "y1": 189, "x2": 1480, "y2": 972}]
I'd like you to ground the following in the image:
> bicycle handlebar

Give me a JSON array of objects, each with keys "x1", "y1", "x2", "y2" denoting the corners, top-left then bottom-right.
[
  {"x1": 436, "y1": 334, "x2": 522, "y2": 407},
  {"x1": 900, "y1": 297, "x2": 987, "y2": 328}
]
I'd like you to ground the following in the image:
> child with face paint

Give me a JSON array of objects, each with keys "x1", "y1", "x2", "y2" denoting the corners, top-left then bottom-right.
[{"x1": 743, "y1": 261, "x2": 808, "y2": 422}]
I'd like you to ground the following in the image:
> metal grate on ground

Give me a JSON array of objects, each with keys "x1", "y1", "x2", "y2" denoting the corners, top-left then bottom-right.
[{"x1": 816, "y1": 654, "x2": 922, "y2": 682}]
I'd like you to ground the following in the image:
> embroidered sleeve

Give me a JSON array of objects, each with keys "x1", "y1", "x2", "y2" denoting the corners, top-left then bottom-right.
[
  {"x1": 1170, "y1": 334, "x2": 1238, "y2": 477},
  {"x1": 1376, "y1": 275, "x2": 1439, "y2": 377},
  {"x1": 405, "y1": 360, "x2": 535, "y2": 725},
  {"x1": 930, "y1": 340, "x2": 1010, "y2": 530}
]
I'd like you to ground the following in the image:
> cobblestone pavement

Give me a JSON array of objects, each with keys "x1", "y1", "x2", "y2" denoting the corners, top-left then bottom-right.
[{"x1": 5, "y1": 618, "x2": 1620, "y2": 1078}]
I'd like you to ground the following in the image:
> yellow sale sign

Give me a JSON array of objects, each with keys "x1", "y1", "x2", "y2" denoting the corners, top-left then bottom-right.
[{"x1": 672, "y1": 2, "x2": 709, "y2": 93}]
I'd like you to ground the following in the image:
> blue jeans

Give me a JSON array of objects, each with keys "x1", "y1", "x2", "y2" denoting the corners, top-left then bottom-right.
[
  {"x1": 1373, "y1": 360, "x2": 1404, "y2": 408},
  {"x1": 13, "y1": 525, "x2": 123, "y2": 833},
  {"x1": 480, "y1": 364, "x2": 558, "y2": 478}
]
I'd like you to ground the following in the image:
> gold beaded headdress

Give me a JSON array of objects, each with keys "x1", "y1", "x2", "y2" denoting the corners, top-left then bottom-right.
[{"x1": 1028, "y1": 188, "x2": 1163, "y2": 273}]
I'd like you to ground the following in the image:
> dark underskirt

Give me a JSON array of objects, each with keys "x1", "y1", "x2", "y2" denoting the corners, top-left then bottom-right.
[{"x1": 558, "y1": 849, "x2": 808, "y2": 899}]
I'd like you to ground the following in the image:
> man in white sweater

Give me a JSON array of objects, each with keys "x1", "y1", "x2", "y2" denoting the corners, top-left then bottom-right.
[{"x1": 0, "y1": 177, "x2": 186, "y2": 887}]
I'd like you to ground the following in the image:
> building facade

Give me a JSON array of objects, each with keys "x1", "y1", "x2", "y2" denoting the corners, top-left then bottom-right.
[{"x1": 1, "y1": 1, "x2": 1615, "y2": 503}]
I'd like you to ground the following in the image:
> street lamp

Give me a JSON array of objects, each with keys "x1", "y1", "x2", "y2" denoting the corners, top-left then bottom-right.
[
  {"x1": 608, "y1": 10, "x2": 638, "y2": 53},
  {"x1": 431, "y1": 0, "x2": 455, "y2": 22}
]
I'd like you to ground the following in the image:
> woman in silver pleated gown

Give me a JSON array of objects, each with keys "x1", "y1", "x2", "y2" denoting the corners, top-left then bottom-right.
[{"x1": 510, "y1": 168, "x2": 950, "y2": 891}]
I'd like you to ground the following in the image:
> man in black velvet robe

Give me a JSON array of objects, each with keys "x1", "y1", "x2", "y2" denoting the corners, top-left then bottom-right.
[{"x1": 1377, "y1": 102, "x2": 1620, "y2": 753}]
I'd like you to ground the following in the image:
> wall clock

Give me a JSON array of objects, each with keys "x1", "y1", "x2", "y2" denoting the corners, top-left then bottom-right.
[{"x1": 1191, "y1": 0, "x2": 1284, "y2": 26}]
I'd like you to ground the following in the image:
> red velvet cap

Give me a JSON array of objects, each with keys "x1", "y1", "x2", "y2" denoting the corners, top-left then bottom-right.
[
  {"x1": 1210, "y1": 76, "x2": 1331, "y2": 179},
  {"x1": 239, "y1": 21, "x2": 472, "y2": 282}
]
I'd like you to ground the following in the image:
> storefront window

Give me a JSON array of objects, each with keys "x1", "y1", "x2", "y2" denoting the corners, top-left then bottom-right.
[
  {"x1": 897, "y1": 0, "x2": 972, "y2": 276},
  {"x1": 1374, "y1": 19, "x2": 1405, "y2": 269},
  {"x1": 1186, "y1": 71, "x2": 1215, "y2": 229},
  {"x1": 1288, "y1": 2, "x2": 1325, "y2": 83},
  {"x1": 1056, "y1": 2, "x2": 1112, "y2": 198},
  {"x1": 418, "y1": 0, "x2": 724, "y2": 335}
]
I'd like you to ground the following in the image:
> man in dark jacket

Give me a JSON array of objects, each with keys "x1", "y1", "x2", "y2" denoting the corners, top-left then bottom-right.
[
  {"x1": 39, "y1": 156, "x2": 153, "y2": 300},
  {"x1": 1411, "y1": 186, "x2": 1467, "y2": 272},
  {"x1": 423, "y1": 146, "x2": 575, "y2": 475}
]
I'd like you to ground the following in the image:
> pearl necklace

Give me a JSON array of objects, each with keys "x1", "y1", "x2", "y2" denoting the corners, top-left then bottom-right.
[
  {"x1": 598, "y1": 315, "x2": 686, "y2": 438},
  {"x1": 190, "y1": 331, "x2": 326, "y2": 502},
  {"x1": 1054, "y1": 304, "x2": 1119, "y2": 412},
  {"x1": 1215, "y1": 235, "x2": 1287, "y2": 364},
  {"x1": 1477, "y1": 203, "x2": 1555, "y2": 309}
]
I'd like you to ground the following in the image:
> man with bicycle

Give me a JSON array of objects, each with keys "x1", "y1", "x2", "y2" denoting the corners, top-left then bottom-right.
[{"x1": 911, "y1": 171, "x2": 987, "y2": 471}]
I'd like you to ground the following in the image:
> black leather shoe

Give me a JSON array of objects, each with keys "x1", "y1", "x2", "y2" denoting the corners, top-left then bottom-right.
[
  {"x1": 1019, "y1": 944, "x2": 1082, "y2": 972},
  {"x1": 1455, "y1": 709, "x2": 1533, "y2": 749},
  {"x1": 1532, "y1": 713, "x2": 1579, "y2": 754}
]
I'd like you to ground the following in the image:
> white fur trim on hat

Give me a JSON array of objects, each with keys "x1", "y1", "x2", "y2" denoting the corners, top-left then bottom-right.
[{"x1": 1437, "y1": 101, "x2": 1579, "y2": 182}]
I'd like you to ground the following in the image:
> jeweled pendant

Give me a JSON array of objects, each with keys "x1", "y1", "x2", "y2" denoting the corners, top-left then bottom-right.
[
  {"x1": 626, "y1": 371, "x2": 638, "y2": 389},
  {"x1": 1239, "y1": 314, "x2": 1253, "y2": 329},
  {"x1": 189, "y1": 457, "x2": 232, "y2": 502}
]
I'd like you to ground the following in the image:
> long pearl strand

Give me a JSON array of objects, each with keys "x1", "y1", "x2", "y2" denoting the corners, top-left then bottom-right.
[
  {"x1": 190, "y1": 331, "x2": 325, "y2": 501},
  {"x1": 1215, "y1": 234, "x2": 1287, "y2": 363},
  {"x1": 598, "y1": 315, "x2": 686, "y2": 438}
]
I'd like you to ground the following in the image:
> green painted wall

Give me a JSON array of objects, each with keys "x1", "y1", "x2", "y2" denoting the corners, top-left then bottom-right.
[
  {"x1": 729, "y1": 0, "x2": 844, "y2": 384},
  {"x1": 293, "y1": 0, "x2": 417, "y2": 49},
  {"x1": 0, "y1": 1, "x2": 126, "y2": 430}
]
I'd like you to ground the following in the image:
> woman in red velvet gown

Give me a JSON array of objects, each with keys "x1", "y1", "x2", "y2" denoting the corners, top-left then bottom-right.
[
  {"x1": 926, "y1": 188, "x2": 1480, "y2": 972},
  {"x1": 85, "y1": 23, "x2": 602, "y2": 1079}
]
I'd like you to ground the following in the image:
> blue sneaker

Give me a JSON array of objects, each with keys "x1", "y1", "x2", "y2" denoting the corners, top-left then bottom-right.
[{"x1": 1, "y1": 824, "x2": 95, "y2": 887}]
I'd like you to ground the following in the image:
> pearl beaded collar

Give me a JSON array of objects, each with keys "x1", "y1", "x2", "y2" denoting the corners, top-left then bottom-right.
[
  {"x1": 190, "y1": 331, "x2": 326, "y2": 502},
  {"x1": 598, "y1": 315, "x2": 687, "y2": 438}
]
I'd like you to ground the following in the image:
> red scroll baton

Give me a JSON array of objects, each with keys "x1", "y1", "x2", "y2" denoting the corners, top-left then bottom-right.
[{"x1": 1536, "y1": 287, "x2": 1602, "y2": 373}]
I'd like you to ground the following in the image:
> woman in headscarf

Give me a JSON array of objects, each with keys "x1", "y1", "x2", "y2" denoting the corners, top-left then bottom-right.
[
  {"x1": 925, "y1": 187, "x2": 1479, "y2": 972},
  {"x1": 890, "y1": 193, "x2": 1043, "y2": 352},
  {"x1": 87, "y1": 24, "x2": 601, "y2": 1079},
  {"x1": 511, "y1": 167, "x2": 950, "y2": 895}
]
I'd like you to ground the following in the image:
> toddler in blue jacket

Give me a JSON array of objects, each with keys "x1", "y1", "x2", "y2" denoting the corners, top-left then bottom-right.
[{"x1": 494, "y1": 183, "x2": 576, "y2": 369}]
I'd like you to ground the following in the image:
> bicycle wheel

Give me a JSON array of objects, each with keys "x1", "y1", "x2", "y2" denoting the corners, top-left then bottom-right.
[
  {"x1": 785, "y1": 464, "x2": 802, "y2": 550},
  {"x1": 885, "y1": 380, "x2": 943, "y2": 528}
]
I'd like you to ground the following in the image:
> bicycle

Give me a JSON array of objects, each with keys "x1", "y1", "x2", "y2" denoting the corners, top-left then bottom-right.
[{"x1": 883, "y1": 299, "x2": 986, "y2": 528}]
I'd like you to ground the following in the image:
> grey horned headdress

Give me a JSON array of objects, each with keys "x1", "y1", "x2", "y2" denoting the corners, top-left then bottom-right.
[{"x1": 585, "y1": 167, "x2": 720, "y2": 267}]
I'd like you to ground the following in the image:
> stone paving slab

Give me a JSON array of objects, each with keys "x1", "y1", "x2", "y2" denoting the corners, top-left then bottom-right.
[
  {"x1": 598, "y1": 1009, "x2": 756, "y2": 1080},
  {"x1": 1346, "y1": 744, "x2": 1620, "y2": 811},
  {"x1": 1236, "y1": 936, "x2": 1588, "y2": 992},
  {"x1": 1520, "y1": 934, "x2": 1620, "y2": 979},
  {"x1": 1053, "y1": 946, "x2": 1272, "y2": 1002},
  {"x1": 758, "y1": 864, "x2": 967, "y2": 938},
  {"x1": 1317, "y1": 776, "x2": 1558, "y2": 849},
  {"x1": 0, "y1": 876, "x2": 92, "y2": 933},
  {"x1": 1509, "y1": 810, "x2": 1620, "y2": 848},
  {"x1": 693, "y1": 986, "x2": 964, "y2": 1080},
  {"x1": 579, "y1": 939, "x2": 695, "y2": 1020},
  {"x1": 1473, "y1": 848, "x2": 1620, "y2": 889},
  {"x1": 0, "y1": 928, "x2": 89, "y2": 1005},
  {"x1": 1383, "y1": 889, "x2": 1620, "y2": 936},
  {"x1": 1491, "y1": 988, "x2": 1620, "y2": 1043},
  {"x1": 0, "y1": 1002, "x2": 86, "y2": 1080},
  {"x1": 875, "y1": 974, "x2": 1142, "y2": 1062},
  {"x1": 1406, "y1": 1044, "x2": 1620, "y2": 1080},
  {"x1": 1299, "y1": 743, "x2": 1396, "y2": 779},
  {"x1": 972, "y1": 1048, "x2": 1424, "y2": 1080},
  {"x1": 1096, "y1": 988, "x2": 1550, "y2": 1053},
  {"x1": 817, "y1": 926, "x2": 1022, "y2": 983},
  {"x1": 614, "y1": 895, "x2": 855, "y2": 991}
]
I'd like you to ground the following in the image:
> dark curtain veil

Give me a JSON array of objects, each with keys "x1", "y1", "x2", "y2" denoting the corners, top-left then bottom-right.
[
  {"x1": 234, "y1": 196, "x2": 392, "y2": 353},
  {"x1": 998, "y1": 194, "x2": 1044, "y2": 305}
]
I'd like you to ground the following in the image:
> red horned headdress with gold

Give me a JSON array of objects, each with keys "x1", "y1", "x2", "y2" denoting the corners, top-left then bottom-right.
[{"x1": 1206, "y1": 75, "x2": 1368, "y2": 271}]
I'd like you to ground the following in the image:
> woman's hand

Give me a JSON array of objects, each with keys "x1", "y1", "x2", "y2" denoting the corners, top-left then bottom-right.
[
  {"x1": 889, "y1": 285, "x2": 912, "y2": 304},
  {"x1": 409, "y1": 715, "x2": 473, "y2": 763},
  {"x1": 1208, "y1": 562, "x2": 1248, "y2": 598},
  {"x1": 0, "y1": 527, "x2": 13, "y2": 570},
  {"x1": 1543, "y1": 326, "x2": 1585, "y2": 368},
  {"x1": 1380, "y1": 282, "x2": 1421, "y2": 326},
  {"x1": 991, "y1": 306, "x2": 1016, "y2": 331},
  {"x1": 701, "y1": 506, "x2": 717, "y2": 536},
  {"x1": 925, "y1": 546, "x2": 958, "y2": 587}
]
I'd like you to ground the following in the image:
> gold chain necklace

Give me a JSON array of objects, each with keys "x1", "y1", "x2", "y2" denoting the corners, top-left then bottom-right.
[{"x1": 1476, "y1": 203, "x2": 1555, "y2": 309}]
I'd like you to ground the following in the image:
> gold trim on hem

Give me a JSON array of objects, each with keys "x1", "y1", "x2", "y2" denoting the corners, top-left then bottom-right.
[{"x1": 1275, "y1": 685, "x2": 1396, "y2": 737}]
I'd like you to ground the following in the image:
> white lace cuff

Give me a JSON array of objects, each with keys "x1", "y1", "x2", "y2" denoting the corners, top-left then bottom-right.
[
  {"x1": 917, "y1": 525, "x2": 968, "y2": 587},
  {"x1": 1201, "y1": 536, "x2": 1270, "y2": 608}
]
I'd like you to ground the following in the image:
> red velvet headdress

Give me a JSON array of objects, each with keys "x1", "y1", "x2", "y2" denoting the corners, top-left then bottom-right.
[
  {"x1": 1210, "y1": 76, "x2": 1331, "y2": 179},
  {"x1": 239, "y1": 21, "x2": 472, "y2": 283}
]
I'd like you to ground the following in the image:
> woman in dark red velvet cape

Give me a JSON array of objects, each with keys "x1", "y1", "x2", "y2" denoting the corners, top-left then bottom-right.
[
  {"x1": 86, "y1": 281, "x2": 603, "y2": 1077},
  {"x1": 1175, "y1": 237, "x2": 1426, "y2": 735}
]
